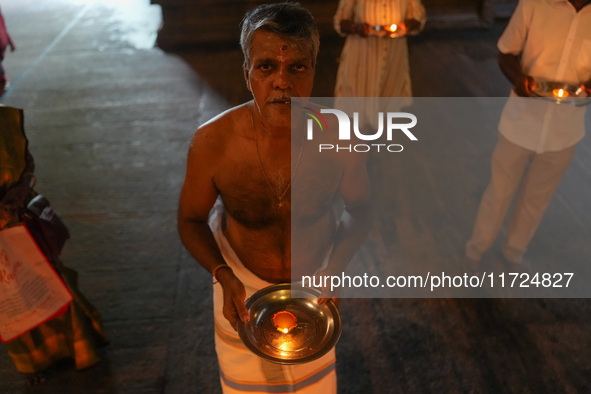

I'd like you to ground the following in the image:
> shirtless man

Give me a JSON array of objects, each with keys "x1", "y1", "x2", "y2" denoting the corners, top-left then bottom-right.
[{"x1": 177, "y1": 3, "x2": 371, "y2": 393}]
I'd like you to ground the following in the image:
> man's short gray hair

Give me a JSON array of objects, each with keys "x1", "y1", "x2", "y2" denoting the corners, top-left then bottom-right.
[{"x1": 240, "y1": 2, "x2": 320, "y2": 67}]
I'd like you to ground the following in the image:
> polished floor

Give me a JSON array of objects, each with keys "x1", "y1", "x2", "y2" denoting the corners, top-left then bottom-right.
[{"x1": 1, "y1": 1, "x2": 591, "y2": 393}]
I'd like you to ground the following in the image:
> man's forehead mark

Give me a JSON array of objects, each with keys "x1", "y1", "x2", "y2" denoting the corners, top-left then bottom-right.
[{"x1": 281, "y1": 44, "x2": 288, "y2": 52}]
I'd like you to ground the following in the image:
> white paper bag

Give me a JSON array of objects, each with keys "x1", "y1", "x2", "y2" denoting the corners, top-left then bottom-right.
[{"x1": 0, "y1": 224, "x2": 72, "y2": 343}]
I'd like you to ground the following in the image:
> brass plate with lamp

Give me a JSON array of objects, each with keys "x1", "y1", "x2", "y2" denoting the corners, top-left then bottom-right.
[
  {"x1": 532, "y1": 81, "x2": 591, "y2": 106},
  {"x1": 237, "y1": 283, "x2": 341, "y2": 365}
]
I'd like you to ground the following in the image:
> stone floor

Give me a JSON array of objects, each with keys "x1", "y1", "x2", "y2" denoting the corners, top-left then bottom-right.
[{"x1": 1, "y1": 1, "x2": 591, "y2": 393}]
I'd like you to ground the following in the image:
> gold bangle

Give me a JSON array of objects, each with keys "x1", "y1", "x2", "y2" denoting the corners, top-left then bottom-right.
[{"x1": 211, "y1": 263, "x2": 231, "y2": 281}]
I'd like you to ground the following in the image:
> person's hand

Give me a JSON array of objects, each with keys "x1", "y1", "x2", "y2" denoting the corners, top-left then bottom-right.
[
  {"x1": 217, "y1": 268, "x2": 250, "y2": 331},
  {"x1": 356, "y1": 22, "x2": 370, "y2": 37},
  {"x1": 514, "y1": 74, "x2": 535, "y2": 97},
  {"x1": 317, "y1": 284, "x2": 338, "y2": 306},
  {"x1": 312, "y1": 269, "x2": 342, "y2": 306},
  {"x1": 583, "y1": 79, "x2": 591, "y2": 95},
  {"x1": 318, "y1": 294, "x2": 340, "y2": 306},
  {"x1": 340, "y1": 20, "x2": 370, "y2": 37},
  {"x1": 7, "y1": 37, "x2": 15, "y2": 52},
  {"x1": 403, "y1": 19, "x2": 422, "y2": 35}
]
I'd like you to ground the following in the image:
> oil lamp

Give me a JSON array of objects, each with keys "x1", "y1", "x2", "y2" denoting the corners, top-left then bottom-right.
[
  {"x1": 372, "y1": 24, "x2": 404, "y2": 37},
  {"x1": 272, "y1": 311, "x2": 297, "y2": 334},
  {"x1": 385, "y1": 24, "x2": 398, "y2": 33}
]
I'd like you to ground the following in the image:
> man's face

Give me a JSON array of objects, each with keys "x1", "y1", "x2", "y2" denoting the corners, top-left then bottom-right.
[{"x1": 244, "y1": 30, "x2": 315, "y2": 129}]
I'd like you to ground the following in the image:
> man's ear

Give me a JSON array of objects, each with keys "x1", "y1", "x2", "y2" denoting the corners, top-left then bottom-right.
[{"x1": 244, "y1": 66, "x2": 251, "y2": 91}]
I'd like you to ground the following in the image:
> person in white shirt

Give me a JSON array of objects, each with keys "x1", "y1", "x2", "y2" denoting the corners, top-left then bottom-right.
[{"x1": 465, "y1": 0, "x2": 591, "y2": 268}]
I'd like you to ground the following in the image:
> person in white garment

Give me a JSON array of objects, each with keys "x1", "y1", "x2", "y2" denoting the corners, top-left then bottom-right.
[
  {"x1": 177, "y1": 3, "x2": 372, "y2": 393},
  {"x1": 333, "y1": 0, "x2": 426, "y2": 128},
  {"x1": 465, "y1": 0, "x2": 591, "y2": 270}
]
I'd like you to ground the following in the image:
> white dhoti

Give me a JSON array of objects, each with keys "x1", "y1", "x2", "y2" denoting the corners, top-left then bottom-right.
[{"x1": 209, "y1": 206, "x2": 337, "y2": 393}]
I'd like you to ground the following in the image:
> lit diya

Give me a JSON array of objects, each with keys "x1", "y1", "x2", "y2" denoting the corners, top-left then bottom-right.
[
  {"x1": 272, "y1": 311, "x2": 297, "y2": 334},
  {"x1": 552, "y1": 88, "x2": 569, "y2": 98},
  {"x1": 371, "y1": 23, "x2": 407, "y2": 38},
  {"x1": 237, "y1": 283, "x2": 341, "y2": 365},
  {"x1": 385, "y1": 24, "x2": 398, "y2": 32}
]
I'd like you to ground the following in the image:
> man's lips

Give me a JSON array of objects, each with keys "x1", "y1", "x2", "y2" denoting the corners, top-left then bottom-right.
[{"x1": 268, "y1": 97, "x2": 292, "y2": 104}]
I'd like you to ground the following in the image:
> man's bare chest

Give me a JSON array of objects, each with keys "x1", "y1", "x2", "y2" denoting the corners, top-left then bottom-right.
[{"x1": 214, "y1": 158, "x2": 290, "y2": 229}]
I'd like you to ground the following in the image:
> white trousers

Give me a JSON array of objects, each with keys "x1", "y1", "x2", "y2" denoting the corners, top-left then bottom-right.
[{"x1": 466, "y1": 134, "x2": 576, "y2": 263}]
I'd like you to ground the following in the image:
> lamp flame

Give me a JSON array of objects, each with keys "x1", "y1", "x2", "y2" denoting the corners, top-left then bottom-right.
[
  {"x1": 272, "y1": 311, "x2": 297, "y2": 334},
  {"x1": 553, "y1": 88, "x2": 569, "y2": 98}
]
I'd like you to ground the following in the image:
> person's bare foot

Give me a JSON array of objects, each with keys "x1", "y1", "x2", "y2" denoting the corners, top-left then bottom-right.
[
  {"x1": 25, "y1": 372, "x2": 46, "y2": 386},
  {"x1": 0, "y1": 75, "x2": 8, "y2": 95}
]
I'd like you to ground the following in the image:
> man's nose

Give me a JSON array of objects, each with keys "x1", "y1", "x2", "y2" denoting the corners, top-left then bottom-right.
[{"x1": 273, "y1": 68, "x2": 291, "y2": 90}]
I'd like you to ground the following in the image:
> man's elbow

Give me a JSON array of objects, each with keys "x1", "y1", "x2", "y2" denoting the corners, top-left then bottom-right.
[
  {"x1": 346, "y1": 201, "x2": 373, "y2": 228},
  {"x1": 177, "y1": 208, "x2": 197, "y2": 237}
]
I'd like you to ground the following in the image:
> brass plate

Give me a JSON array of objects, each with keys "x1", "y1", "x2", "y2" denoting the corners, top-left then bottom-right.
[
  {"x1": 237, "y1": 283, "x2": 341, "y2": 365},
  {"x1": 532, "y1": 81, "x2": 591, "y2": 106},
  {"x1": 371, "y1": 24, "x2": 407, "y2": 38}
]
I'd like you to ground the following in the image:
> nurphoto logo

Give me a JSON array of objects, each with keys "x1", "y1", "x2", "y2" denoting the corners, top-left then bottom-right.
[{"x1": 304, "y1": 108, "x2": 418, "y2": 153}]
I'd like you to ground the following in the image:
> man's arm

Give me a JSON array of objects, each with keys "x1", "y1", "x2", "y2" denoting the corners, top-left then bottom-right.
[
  {"x1": 177, "y1": 126, "x2": 250, "y2": 329},
  {"x1": 339, "y1": 20, "x2": 370, "y2": 36},
  {"x1": 318, "y1": 152, "x2": 373, "y2": 301},
  {"x1": 498, "y1": 51, "x2": 535, "y2": 97}
]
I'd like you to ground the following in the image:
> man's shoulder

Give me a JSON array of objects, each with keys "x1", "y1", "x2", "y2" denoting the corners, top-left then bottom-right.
[
  {"x1": 191, "y1": 102, "x2": 252, "y2": 145},
  {"x1": 186, "y1": 102, "x2": 253, "y2": 160},
  {"x1": 508, "y1": 0, "x2": 548, "y2": 14},
  {"x1": 197, "y1": 102, "x2": 251, "y2": 134},
  {"x1": 523, "y1": 0, "x2": 552, "y2": 10}
]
